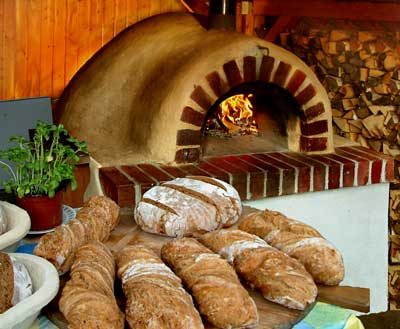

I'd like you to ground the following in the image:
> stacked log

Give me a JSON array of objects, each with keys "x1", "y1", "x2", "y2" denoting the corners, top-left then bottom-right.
[{"x1": 281, "y1": 24, "x2": 400, "y2": 310}]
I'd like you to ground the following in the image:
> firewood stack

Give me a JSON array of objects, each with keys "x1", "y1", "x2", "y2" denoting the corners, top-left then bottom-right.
[{"x1": 280, "y1": 21, "x2": 400, "y2": 309}]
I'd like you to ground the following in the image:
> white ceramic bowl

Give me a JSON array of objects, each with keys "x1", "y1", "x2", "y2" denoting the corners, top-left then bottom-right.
[
  {"x1": 0, "y1": 253, "x2": 60, "y2": 329},
  {"x1": 0, "y1": 201, "x2": 31, "y2": 252}
]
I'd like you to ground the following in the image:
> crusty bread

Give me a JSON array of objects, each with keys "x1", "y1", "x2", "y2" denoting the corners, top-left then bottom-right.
[
  {"x1": 0, "y1": 252, "x2": 14, "y2": 313},
  {"x1": 135, "y1": 176, "x2": 242, "y2": 237},
  {"x1": 34, "y1": 196, "x2": 120, "y2": 274},
  {"x1": 116, "y1": 244, "x2": 204, "y2": 329},
  {"x1": 0, "y1": 204, "x2": 7, "y2": 235},
  {"x1": 0, "y1": 252, "x2": 33, "y2": 314},
  {"x1": 239, "y1": 209, "x2": 345, "y2": 285},
  {"x1": 199, "y1": 229, "x2": 318, "y2": 310},
  {"x1": 59, "y1": 241, "x2": 124, "y2": 329},
  {"x1": 161, "y1": 237, "x2": 259, "y2": 328}
]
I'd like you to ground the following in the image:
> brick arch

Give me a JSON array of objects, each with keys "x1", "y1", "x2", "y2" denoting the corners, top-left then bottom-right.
[{"x1": 175, "y1": 56, "x2": 333, "y2": 164}]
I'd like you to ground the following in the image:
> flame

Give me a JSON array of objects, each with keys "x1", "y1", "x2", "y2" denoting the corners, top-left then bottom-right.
[{"x1": 218, "y1": 94, "x2": 258, "y2": 135}]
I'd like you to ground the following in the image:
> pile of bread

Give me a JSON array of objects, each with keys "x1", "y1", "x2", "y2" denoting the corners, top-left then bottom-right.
[{"x1": 31, "y1": 177, "x2": 345, "y2": 328}]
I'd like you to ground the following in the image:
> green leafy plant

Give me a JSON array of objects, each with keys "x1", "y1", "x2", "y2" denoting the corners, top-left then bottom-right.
[{"x1": 0, "y1": 121, "x2": 88, "y2": 198}]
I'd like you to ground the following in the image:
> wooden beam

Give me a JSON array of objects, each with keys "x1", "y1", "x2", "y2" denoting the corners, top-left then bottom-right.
[
  {"x1": 264, "y1": 15, "x2": 293, "y2": 42},
  {"x1": 254, "y1": 0, "x2": 400, "y2": 21},
  {"x1": 180, "y1": 0, "x2": 209, "y2": 16}
]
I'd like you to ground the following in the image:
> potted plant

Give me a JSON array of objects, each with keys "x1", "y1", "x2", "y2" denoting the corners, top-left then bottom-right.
[{"x1": 0, "y1": 120, "x2": 88, "y2": 231}]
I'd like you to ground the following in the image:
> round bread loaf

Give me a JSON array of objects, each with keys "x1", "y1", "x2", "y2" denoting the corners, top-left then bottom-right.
[
  {"x1": 134, "y1": 176, "x2": 242, "y2": 237},
  {"x1": 0, "y1": 204, "x2": 8, "y2": 235},
  {"x1": 0, "y1": 252, "x2": 33, "y2": 314}
]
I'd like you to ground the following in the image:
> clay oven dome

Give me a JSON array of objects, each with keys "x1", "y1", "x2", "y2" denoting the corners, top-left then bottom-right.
[{"x1": 58, "y1": 12, "x2": 334, "y2": 166}]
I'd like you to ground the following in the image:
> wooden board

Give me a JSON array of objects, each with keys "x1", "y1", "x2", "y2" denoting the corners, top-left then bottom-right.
[{"x1": 43, "y1": 206, "x2": 370, "y2": 328}]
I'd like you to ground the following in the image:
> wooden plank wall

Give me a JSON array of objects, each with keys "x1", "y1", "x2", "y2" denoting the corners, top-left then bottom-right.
[{"x1": 0, "y1": 0, "x2": 185, "y2": 101}]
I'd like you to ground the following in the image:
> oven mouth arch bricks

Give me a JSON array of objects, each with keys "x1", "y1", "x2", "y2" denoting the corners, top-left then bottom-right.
[{"x1": 57, "y1": 12, "x2": 333, "y2": 166}]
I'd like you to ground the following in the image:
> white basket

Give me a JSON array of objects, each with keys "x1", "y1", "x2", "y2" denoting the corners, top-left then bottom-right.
[
  {"x1": 0, "y1": 253, "x2": 59, "y2": 329},
  {"x1": 0, "y1": 201, "x2": 31, "y2": 252}
]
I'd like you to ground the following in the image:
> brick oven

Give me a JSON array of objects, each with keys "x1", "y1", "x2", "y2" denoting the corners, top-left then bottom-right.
[{"x1": 57, "y1": 12, "x2": 393, "y2": 313}]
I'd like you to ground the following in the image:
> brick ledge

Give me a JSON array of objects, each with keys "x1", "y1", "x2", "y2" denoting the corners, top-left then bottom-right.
[{"x1": 99, "y1": 146, "x2": 394, "y2": 207}]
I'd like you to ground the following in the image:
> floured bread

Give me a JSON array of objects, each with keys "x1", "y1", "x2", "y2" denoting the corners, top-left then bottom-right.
[
  {"x1": 135, "y1": 176, "x2": 242, "y2": 237},
  {"x1": 199, "y1": 229, "x2": 318, "y2": 310},
  {"x1": 0, "y1": 252, "x2": 33, "y2": 314},
  {"x1": 239, "y1": 209, "x2": 345, "y2": 285},
  {"x1": 0, "y1": 204, "x2": 7, "y2": 235},
  {"x1": 34, "y1": 195, "x2": 120, "y2": 274},
  {"x1": 116, "y1": 244, "x2": 204, "y2": 329},
  {"x1": 161, "y1": 237, "x2": 259, "y2": 328},
  {"x1": 59, "y1": 241, "x2": 124, "y2": 329}
]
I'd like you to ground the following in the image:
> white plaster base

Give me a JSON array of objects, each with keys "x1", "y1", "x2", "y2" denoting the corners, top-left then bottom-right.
[{"x1": 244, "y1": 183, "x2": 390, "y2": 314}]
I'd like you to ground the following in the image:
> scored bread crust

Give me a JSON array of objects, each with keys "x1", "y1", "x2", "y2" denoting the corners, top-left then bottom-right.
[
  {"x1": 0, "y1": 252, "x2": 14, "y2": 313},
  {"x1": 135, "y1": 176, "x2": 242, "y2": 237},
  {"x1": 34, "y1": 196, "x2": 120, "y2": 274},
  {"x1": 239, "y1": 210, "x2": 345, "y2": 285},
  {"x1": 59, "y1": 241, "x2": 124, "y2": 329},
  {"x1": 161, "y1": 238, "x2": 259, "y2": 329},
  {"x1": 116, "y1": 244, "x2": 204, "y2": 329},
  {"x1": 199, "y1": 229, "x2": 318, "y2": 310}
]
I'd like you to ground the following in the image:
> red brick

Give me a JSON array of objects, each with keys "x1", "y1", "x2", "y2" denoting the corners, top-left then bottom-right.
[
  {"x1": 176, "y1": 129, "x2": 201, "y2": 146},
  {"x1": 301, "y1": 102, "x2": 325, "y2": 120},
  {"x1": 206, "y1": 71, "x2": 225, "y2": 97},
  {"x1": 238, "y1": 154, "x2": 281, "y2": 197},
  {"x1": 300, "y1": 136, "x2": 328, "y2": 152},
  {"x1": 346, "y1": 146, "x2": 394, "y2": 182},
  {"x1": 222, "y1": 156, "x2": 265, "y2": 200},
  {"x1": 273, "y1": 62, "x2": 291, "y2": 87},
  {"x1": 311, "y1": 155, "x2": 341, "y2": 189},
  {"x1": 259, "y1": 55, "x2": 275, "y2": 82},
  {"x1": 205, "y1": 157, "x2": 248, "y2": 199},
  {"x1": 296, "y1": 84, "x2": 317, "y2": 105},
  {"x1": 335, "y1": 149, "x2": 370, "y2": 186},
  {"x1": 180, "y1": 106, "x2": 205, "y2": 127},
  {"x1": 178, "y1": 164, "x2": 212, "y2": 177},
  {"x1": 287, "y1": 69, "x2": 306, "y2": 94},
  {"x1": 198, "y1": 161, "x2": 230, "y2": 182},
  {"x1": 191, "y1": 85, "x2": 213, "y2": 111},
  {"x1": 269, "y1": 153, "x2": 311, "y2": 193},
  {"x1": 324, "y1": 154, "x2": 355, "y2": 188},
  {"x1": 99, "y1": 167, "x2": 135, "y2": 207},
  {"x1": 286, "y1": 153, "x2": 327, "y2": 192},
  {"x1": 300, "y1": 120, "x2": 328, "y2": 136},
  {"x1": 342, "y1": 146, "x2": 383, "y2": 184},
  {"x1": 223, "y1": 60, "x2": 243, "y2": 88},
  {"x1": 252, "y1": 153, "x2": 296, "y2": 196},
  {"x1": 175, "y1": 148, "x2": 200, "y2": 163},
  {"x1": 243, "y1": 56, "x2": 256, "y2": 82},
  {"x1": 120, "y1": 165, "x2": 157, "y2": 197},
  {"x1": 136, "y1": 164, "x2": 174, "y2": 183},
  {"x1": 159, "y1": 165, "x2": 187, "y2": 178}
]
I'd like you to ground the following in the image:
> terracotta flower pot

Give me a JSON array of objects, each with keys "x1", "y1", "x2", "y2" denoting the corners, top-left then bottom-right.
[{"x1": 16, "y1": 191, "x2": 63, "y2": 231}]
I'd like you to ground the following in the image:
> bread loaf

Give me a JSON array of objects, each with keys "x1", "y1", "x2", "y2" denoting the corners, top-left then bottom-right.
[
  {"x1": 161, "y1": 237, "x2": 259, "y2": 328},
  {"x1": 34, "y1": 196, "x2": 119, "y2": 274},
  {"x1": 59, "y1": 241, "x2": 124, "y2": 329},
  {"x1": 0, "y1": 252, "x2": 33, "y2": 314},
  {"x1": 239, "y1": 209, "x2": 345, "y2": 285},
  {"x1": 116, "y1": 244, "x2": 204, "y2": 329},
  {"x1": 199, "y1": 229, "x2": 317, "y2": 310},
  {"x1": 0, "y1": 204, "x2": 7, "y2": 235},
  {"x1": 135, "y1": 176, "x2": 242, "y2": 237}
]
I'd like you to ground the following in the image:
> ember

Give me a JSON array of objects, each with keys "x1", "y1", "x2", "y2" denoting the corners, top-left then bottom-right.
[{"x1": 205, "y1": 94, "x2": 259, "y2": 137}]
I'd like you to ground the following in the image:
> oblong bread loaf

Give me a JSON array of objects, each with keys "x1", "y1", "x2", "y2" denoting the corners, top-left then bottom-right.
[
  {"x1": 239, "y1": 209, "x2": 345, "y2": 285},
  {"x1": 161, "y1": 237, "x2": 259, "y2": 328}
]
